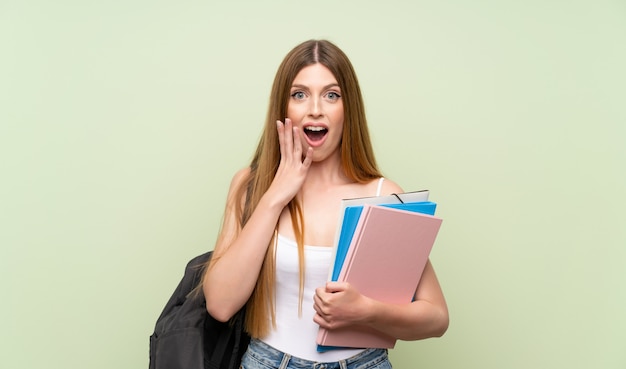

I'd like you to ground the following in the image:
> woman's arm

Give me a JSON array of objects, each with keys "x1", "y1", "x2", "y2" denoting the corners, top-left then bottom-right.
[
  {"x1": 203, "y1": 119, "x2": 313, "y2": 322},
  {"x1": 312, "y1": 178, "x2": 449, "y2": 340},
  {"x1": 202, "y1": 167, "x2": 284, "y2": 322}
]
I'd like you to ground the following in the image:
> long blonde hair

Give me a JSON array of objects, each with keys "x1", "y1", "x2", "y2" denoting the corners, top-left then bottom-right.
[{"x1": 234, "y1": 39, "x2": 381, "y2": 338}]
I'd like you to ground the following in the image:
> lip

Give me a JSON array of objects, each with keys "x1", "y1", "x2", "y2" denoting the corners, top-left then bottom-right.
[{"x1": 302, "y1": 122, "x2": 329, "y2": 148}]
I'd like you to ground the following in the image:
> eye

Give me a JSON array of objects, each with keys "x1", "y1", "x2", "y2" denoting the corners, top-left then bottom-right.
[
  {"x1": 326, "y1": 91, "x2": 341, "y2": 101},
  {"x1": 291, "y1": 91, "x2": 306, "y2": 100}
]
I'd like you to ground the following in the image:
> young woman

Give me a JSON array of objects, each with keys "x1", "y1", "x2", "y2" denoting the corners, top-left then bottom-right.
[{"x1": 202, "y1": 39, "x2": 448, "y2": 369}]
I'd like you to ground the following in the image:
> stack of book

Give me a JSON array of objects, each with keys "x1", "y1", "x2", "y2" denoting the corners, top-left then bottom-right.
[{"x1": 317, "y1": 190, "x2": 443, "y2": 350}]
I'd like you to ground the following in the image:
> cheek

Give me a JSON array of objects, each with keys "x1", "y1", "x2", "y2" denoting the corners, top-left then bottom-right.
[
  {"x1": 333, "y1": 105, "x2": 344, "y2": 123},
  {"x1": 286, "y1": 103, "x2": 295, "y2": 120},
  {"x1": 332, "y1": 103, "x2": 344, "y2": 122},
  {"x1": 287, "y1": 103, "x2": 303, "y2": 120},
  {"x1": 336, "y1": 123, "x2": 345, "y2": 140}
]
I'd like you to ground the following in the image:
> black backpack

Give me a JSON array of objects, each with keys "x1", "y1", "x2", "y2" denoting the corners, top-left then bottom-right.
[{"x1": 149, "y1": 251, "x2": 250, "y2": 369}]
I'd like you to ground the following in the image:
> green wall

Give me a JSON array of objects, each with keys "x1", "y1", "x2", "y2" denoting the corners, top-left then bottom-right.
[{"x1": 2, "y1": 1, "x2": 624, "y2": 368}]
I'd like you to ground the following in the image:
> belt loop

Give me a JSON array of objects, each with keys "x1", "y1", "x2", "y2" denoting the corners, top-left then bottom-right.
[
  {"x1": 339, "y1": 359, "x2": 348, "y2": 369},
  {"x1": 278, "y1": 352, "x2": 291, "y2": 369}
]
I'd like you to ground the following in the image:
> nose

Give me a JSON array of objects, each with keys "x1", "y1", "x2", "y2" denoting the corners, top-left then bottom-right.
[{"x1": 309, "y1": 96, "x2": 322, "y2": 117}]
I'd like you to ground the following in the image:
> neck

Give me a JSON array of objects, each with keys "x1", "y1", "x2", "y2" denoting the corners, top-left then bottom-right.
[{"x1": 305, "y1": 153, "x2": 349, "y2": 184}]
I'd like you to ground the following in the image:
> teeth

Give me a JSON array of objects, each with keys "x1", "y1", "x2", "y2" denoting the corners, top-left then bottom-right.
[{"x1": 305, "y1": 126, "x2": 326, "y2": 132}]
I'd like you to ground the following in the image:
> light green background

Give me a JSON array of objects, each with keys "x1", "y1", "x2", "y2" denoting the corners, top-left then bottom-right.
[{"x1": 2, "y1": 1, "x2": 625, "y2": 368}]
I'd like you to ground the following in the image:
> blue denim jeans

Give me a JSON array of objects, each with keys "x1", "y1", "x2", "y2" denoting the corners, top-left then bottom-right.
[{"x1": 240, "y1": 339, "x2": 393, "y2": 369}]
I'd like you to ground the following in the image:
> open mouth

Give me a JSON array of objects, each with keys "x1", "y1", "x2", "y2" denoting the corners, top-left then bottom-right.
[{"x1": 304, "y1": 126, "x2": 328, "y2": 142}]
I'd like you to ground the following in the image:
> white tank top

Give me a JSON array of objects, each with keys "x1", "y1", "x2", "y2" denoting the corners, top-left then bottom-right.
[{"x1": 261, "y1": 178, "x2": 385, "y2": 361}]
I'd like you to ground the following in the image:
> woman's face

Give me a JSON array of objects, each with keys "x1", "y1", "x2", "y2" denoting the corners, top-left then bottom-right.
[{"x1": 287, "y1": 63, "x2": 344, "y2": 162}]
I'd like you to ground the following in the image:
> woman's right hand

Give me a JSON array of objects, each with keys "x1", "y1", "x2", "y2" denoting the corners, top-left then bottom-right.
[{"x1": 267, "y1": 118, "x2": 313, "y2": 206}]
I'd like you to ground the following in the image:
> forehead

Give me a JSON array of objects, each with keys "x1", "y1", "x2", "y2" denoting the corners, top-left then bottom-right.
[{"x1": 292, "y1": 63, "x2": 338, "y2": 87}]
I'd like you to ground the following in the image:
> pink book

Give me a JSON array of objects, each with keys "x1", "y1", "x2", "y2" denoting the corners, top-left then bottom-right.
[{"x1": 316, "y1": 204, "x2": 443, "y2": 349}]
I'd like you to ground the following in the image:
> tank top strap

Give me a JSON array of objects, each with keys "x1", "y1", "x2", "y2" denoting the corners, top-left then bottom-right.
[{"x1": 375, "y1": 177, "x2": 385, "y2": 196}]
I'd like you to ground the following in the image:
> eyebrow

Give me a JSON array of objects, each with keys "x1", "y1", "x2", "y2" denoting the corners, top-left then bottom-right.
[{"x1": 291, "y1": 83, "x2": 340, "y2": 90}]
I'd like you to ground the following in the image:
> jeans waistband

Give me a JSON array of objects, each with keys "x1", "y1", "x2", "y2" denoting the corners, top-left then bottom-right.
[{"x1": 245, "y1": 338, "x2": 389, "y2": 369}]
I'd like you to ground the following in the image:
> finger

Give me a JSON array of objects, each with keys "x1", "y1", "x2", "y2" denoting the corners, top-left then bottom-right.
[
  {"x1": 283, "y1": 118, "x2": 293, "y2": 158},
  {"x1": 276, "y1": 120, "x2": 286, "y2": 158},
  {"x1": 292, "y1": 126, "x2": 303, "y2": 157},
  {"x1": 312, "y1": 298, "x2": 322, "y2": 315},
  {"x1": 325, "y1": 281, "x2": 346, "y2": 293},
  {"x1": 312, "y1": 300, "x2": 330, "y2": 322},
  {"x1": 314, "y1": 291, "x2": 330, "y2": 314},
  {"x1": 302, "y1": 146, "x2": 314, "y2": 169},
  {"x1": 313, "y1": 313, "x2": 327, "y2": 327},
  {"x1": 313, "y1": 290, "x2": 323, "y2": 307}
]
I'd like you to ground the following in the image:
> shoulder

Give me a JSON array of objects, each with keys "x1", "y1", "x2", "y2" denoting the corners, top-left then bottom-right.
[
  {"x1": 231, "y1": 167, "x2": 251, "y2": 187},
  {"x1": 376, "y1": 177, "x2": 404, "y2": 196},
  {"x1": 225, "y1": 167, "x2": 251, "y2": 197}
]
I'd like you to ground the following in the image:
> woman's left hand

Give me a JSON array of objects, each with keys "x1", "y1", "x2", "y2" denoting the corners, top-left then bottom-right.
[{"x1": 313, "y1": 282, "x2": 372, "y2": 330}]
